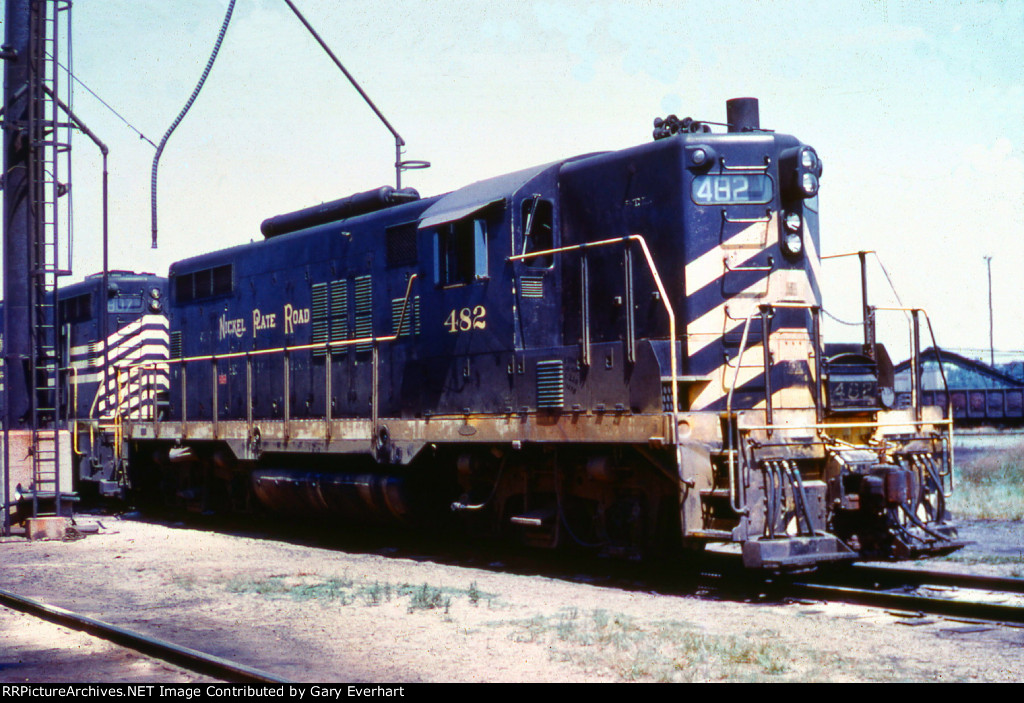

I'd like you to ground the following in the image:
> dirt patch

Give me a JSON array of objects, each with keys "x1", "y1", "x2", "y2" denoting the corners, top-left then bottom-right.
[{"x1": 1, "y1": 515, "x2": 1022, "y2": 683}]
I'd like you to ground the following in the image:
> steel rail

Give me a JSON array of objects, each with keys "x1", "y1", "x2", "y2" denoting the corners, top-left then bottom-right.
[
  {"x1": 844, "y1": 564, "x2": 1024, "y2": 594},
  {"x1": 0, "y1": 586, "x2": 291, "y2": 683},
  {"x1": 786, "y1": 580, "x2": 1024, "y2": 624}
]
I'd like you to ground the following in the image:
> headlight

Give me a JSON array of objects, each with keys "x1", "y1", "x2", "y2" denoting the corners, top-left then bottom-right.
[
  {"x1": 780, "y1": 145, "x2": 823, "y2": 200},
  {"x1": 686, "y1": 144, "x2": 716, "y2": 170},
  {"x1": 783, "y1": 231, "x2": 803, "y2": 256},
  {"x1": 781, "y1": 211, "x2": 803, "y2": 257},
  {"x1": 801, "y1": 173, "x2": 819, "y2": 197},
  {"x1": 800, "y1": 148, "x2": 817, "y2": 171}
]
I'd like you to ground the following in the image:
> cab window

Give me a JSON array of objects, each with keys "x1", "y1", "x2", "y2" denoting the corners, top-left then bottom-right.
[
  {"x1": 434, "y1": 217, "x2": 488, "y2": 286},
  {"x1": 521, "y1": 197, "x2": 554, "y2": 267}
]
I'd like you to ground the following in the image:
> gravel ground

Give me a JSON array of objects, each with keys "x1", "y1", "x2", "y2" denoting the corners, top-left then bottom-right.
[{"x1": 1, "y1": 512, "x2": 1022, "y2": 684}]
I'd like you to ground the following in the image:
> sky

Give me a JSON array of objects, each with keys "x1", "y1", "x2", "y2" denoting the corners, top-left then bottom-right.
[{"x1": 7, "y1": 0, "x2": 1024, "y2": 363}]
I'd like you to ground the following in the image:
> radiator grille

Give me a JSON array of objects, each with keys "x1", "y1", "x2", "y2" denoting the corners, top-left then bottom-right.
[
  {"x1": 312, "y1": 280, "x2": 349, "y2": 357},
  {"x1": 354, "y1": 276, "x2": 373, "y2": 353},
  {"x1": 311, "y1": 283, "x2": 329, "y2": 354},
  {"x1": 520, "y1": 276, "x2": 544, "y2": 298},
  {"x1": 170, "y1": 331, "x2": 183, "y2": 359},
  {"x1": 391, "y1": 296, "x2": 421, "y2": 337},
  {"x1": 329, "y1": 279, "x2": 348, "y2": 355},
  {"x1": 536, "y1": 360, "x2": 564, "y2": 409}
]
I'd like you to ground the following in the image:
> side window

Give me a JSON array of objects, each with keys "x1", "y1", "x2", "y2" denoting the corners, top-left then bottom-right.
[
  {"x1": 433, "y1": 218, "x2": 488, "y2": 286},
  {"x1": 174, "y1": 264, "x2": 233, "y2": 304},
  {"x1": 60, "y1": 293, "x2": 94, "y2": 322},
  {"x1": 521, "y1": 197, "x2": 554, "y2": 267}
]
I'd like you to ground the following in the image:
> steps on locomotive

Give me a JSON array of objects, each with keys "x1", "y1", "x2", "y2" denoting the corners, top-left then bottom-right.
[
  {"x1": 509, "y1": 507, "x2": 555, "y2": 528},
  {"x1": 699, "y1": 449, "x2": 744, "y2": 534}
]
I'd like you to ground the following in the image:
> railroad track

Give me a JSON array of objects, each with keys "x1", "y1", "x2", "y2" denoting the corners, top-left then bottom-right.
[
  {"x1": 776, "y1": 564, "x2": 1024, "y2": 625},
  {"x1": 0, "y1": 587, "x2": 291, "y2": 683}
]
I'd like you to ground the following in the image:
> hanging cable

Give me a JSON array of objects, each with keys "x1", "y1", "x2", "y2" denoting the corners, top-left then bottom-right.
[{"x1": 150, "y1": 0, "x2": 236, "y2": 249}]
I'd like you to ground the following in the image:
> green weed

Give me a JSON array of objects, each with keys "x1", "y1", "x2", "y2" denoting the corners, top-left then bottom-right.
[
  {"x1": 359, "y1": 581, "x2": 393, "y2": 606},
  {"x1": 950, "y1": 443, "x2": 1024, "y2": 520},
  {"x1": 227, "y1": 574, "x2": 357, "y2": 603},
  {"x1": 405, "y1": 582, "x2": 451, "y2": 613},
  {"x1": 503, "y1": 609, "x2": 792, "y2": 682},
  {"x1": 226, "y1": 574, "x2": 491, "y2": 614}
]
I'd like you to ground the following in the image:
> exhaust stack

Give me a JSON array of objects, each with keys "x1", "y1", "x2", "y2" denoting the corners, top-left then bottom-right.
[{"x1": 726, "y1": 97, "x2": 760, "y2": 132}]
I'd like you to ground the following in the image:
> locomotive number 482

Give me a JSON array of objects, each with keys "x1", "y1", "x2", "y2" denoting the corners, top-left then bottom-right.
[{"x1": 444, "y1": 305, "x2": 487, "y2": 333}]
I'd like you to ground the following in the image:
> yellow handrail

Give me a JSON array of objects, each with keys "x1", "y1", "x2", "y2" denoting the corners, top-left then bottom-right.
[{"x1": 509, "y1": 234, "x2": 680, "y2": 421}]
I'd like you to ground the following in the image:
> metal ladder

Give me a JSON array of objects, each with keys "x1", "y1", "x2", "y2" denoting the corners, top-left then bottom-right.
[{"x1": 27, "y1": 0, "x2": 74, "y2": 517}]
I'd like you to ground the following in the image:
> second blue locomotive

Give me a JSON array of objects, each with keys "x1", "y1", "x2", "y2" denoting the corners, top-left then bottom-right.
[{"x1": 60, "y1": 272, "x2": 169, "y2": 497}]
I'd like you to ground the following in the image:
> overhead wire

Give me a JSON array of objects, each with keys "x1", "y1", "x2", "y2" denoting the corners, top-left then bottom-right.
[{"x1": 52, "y1": 57, "x2": 156, "y2": 148}]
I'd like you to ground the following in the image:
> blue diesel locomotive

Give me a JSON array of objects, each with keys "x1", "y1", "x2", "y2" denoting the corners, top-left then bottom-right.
[
  {"x1": 120, "y1": 98, "x2": 961, "y2": 569},
  {"x1": 60, "y1": 271, "x2": 170, "y2": 497}
]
